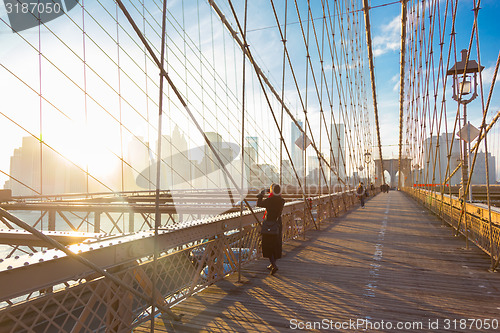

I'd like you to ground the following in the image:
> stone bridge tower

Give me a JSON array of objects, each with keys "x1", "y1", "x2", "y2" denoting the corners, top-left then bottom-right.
[{"x1": 374, "y1": 158, "x2": 411, "y2": 188}]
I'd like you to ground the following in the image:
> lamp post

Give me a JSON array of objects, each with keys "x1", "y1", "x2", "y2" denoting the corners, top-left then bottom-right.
[
  {"x1": 447, "y1": 49, "x2": 484, "y2": 202},
  {"x1": 364, "y1": 151, "x2": 371, "y2": 183}
]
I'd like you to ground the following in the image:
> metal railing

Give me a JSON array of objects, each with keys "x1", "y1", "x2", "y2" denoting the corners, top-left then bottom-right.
[
  {"x1": 0, "y1": 190, "x2": 364, "y2": 332},
  {"x1": 404, "y1": 187, "x2": 500, "y2": 268}
]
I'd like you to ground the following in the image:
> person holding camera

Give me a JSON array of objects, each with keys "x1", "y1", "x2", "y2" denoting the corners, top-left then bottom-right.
[{"x1": 257, "y1": 183, "x2": 285, "y2": 275}]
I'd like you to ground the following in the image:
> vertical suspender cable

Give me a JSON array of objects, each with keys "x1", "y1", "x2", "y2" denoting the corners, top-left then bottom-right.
[
  {"x1": 116, "y1": 0, "x2": 264, "y2": 230},
  {"x1": 302, "y1": 0, "x2": 310, "y2": 194},
  {"x1": 279, "y1": 0, "x2": 288, "y2": 185},
  {"x1": 238, "y1": 0, "x2": 248, "y2": 284},
  {"x1": 116, "y1": 3, "x2": 124, "y2": 193},
  {"x1": 82, "y1": 0, "x2": 89, "y2": 194},
  {"x1": 219, "y1": 0, "x2": 346, "y2": 187},
  {"x1": 398, "y1": 0, "x2": 408, "y2": 189},
  {"x1": 38, "y1": 4, "x2": 43, "y2": 198},
  {"x1": 151, "y1": 0, "x2": 169, "y2": 330},
  {"x1": 225, "y1": 0, "x2": 319, "y2": 229}
]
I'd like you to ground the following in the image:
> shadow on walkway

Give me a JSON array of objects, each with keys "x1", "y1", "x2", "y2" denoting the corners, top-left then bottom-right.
[{"x1": 137, "y1": 191, "x2": 500, "y2": 332}]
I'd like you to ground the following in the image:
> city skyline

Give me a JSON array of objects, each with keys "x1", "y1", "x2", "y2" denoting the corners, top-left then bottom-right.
[{"x1": 5, "y1": 123, "x2": 364, "y2": 196}]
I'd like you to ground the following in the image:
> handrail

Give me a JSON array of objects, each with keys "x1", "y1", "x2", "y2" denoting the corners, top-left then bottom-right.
[
  {"x1": 0, "y1": 190, "x2": 365, "y2": 331},
  {"x1": 403, "y1": 187, "x2": 500, "y2": 270}
]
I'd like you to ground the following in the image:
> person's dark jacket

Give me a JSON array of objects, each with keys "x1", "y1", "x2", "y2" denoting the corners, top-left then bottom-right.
[
  {"x1": 257, "y1": 193, "x2": 285, "y2": 222},
  {"x1": 257, "y1": 192, "x2": 285, "y2": 259}
]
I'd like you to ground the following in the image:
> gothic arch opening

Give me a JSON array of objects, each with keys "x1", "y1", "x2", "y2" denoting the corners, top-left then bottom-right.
[
  {"x1": 383, "y1": 170, "x2": 391, "y2": 187},
  {"x1": 396, "y1": 171, "x2": 406, "y2": 187}
]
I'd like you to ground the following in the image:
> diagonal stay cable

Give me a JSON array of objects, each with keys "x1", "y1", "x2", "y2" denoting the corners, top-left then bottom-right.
[
  {"x1": 223, "y1": 0, "x2": 319, "y2": 229},
  {"x1": 114, "y1": 0, "x2": 263, "y2": 227},
  {"x1": 209, "y1": 0, "x2": 345, "y2": 188},
  {"x1": 449, "y1": 0, "x2": 483, "y2": 236}
]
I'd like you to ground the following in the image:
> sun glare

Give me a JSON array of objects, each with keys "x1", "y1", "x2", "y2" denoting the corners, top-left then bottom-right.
[{"x1": 49, "y1": 121, "x2": 121, "y2": 178}]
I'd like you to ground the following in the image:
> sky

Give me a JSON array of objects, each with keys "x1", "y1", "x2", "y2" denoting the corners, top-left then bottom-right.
[
  {"x1": 0, "y1": 0, "x2": 499, "y2": 193},
  {"x1": 368, "y1": 0, "x2": 500, "y2": 159}
]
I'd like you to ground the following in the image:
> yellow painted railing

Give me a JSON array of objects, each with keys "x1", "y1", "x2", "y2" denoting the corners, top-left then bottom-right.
[{"x1": 404, "y1": 187, "x2": 500, "y2": 262}]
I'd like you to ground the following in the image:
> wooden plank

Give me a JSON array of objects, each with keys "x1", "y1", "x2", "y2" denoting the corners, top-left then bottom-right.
[{"x1": 138, "y1": 191, "x2": 500, "y2": 332}]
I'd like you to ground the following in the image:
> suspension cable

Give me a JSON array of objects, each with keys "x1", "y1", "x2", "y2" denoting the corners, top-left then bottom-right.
[{"x1": 362, "y1": 0, "x2": 385, "y2": 185}]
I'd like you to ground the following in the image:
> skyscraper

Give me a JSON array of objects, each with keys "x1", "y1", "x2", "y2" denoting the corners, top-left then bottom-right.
[
  {"x1": 245, "y1": 136, "x2": 259, "y2": 164},
  {"x1": 5, "y1": 136, "x2": 86, "y2": 196},
  {"x1": 291, "y1": 120, "x2": 304, "y2": 173},
  {"x1": 422, "y1": 133, "x2": 496, "y2": 185},
  {"x1": 331, "y1": 123, "x2": 346, "y2": 182}
]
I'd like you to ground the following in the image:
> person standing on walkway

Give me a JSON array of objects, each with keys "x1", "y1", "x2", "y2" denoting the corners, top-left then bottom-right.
[
  {"x1": 257, "y1": 183, "x2": 285, "y2": 275},
  {"x1": 356, "y1": 182, "x2": 365, "y2": 208}
]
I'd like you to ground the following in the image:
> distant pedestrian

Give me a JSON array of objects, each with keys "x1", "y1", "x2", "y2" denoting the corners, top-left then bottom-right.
[
  {"x1": 257, "y1": 183, "x2": 285, "y2": 275},
  {"x1": 356, "y1": 182, "x2": 365, "y2": 208}
]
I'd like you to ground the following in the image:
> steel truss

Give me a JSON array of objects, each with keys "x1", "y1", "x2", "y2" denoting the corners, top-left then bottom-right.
[{"x1": 0, "y1": 191, "x2": 358, "y2": 332}]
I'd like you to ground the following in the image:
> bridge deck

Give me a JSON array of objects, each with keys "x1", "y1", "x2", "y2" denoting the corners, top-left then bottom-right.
[{"x1": 137, "y1": 191, "x2": 500, "y2": 332}]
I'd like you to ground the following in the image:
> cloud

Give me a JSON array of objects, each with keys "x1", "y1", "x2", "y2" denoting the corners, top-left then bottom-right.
[
  {"x1": 392, "y1": 82, "x2": 400, "y2": 93},
  {"x1": 373, "y1": 15, "x2": 401, "y2": 57},
  {"x1": 390, "y1": 74, "x2": 399, "y2": 92},
  {"x1": 481, "y1": 65, "x2": 500, "y2": 86}
]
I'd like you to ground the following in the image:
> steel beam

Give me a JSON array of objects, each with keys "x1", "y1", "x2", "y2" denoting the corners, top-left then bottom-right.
[
  {"x1": 0, "y1": 206, "x2": 265, "y2": 302},
  {"x1": 0, "y1": 229, "x2": 104, "y2": 247}
]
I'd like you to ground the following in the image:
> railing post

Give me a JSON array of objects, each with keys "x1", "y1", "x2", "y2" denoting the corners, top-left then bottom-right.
[
  {"x1": 129, "y1": 212, "x2": 135, "y2": 233},
  {"x1": 48, "y1": 210, "x2": 56, "y2": 231},
  {"x1": 302, "y1": 203, "x2": 307, "y2": 240},
  {"x1": 94, "y1": 211, "x2": 101, "y2": 233}
]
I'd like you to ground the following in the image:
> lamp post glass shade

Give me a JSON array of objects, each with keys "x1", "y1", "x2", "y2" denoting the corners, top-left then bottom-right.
[
  {"x1": 458, "y1": 79, "x2": 471, "y2": 95},
  {"x1": 364, "y1": 152, "x2": 371, "y2": 164}
]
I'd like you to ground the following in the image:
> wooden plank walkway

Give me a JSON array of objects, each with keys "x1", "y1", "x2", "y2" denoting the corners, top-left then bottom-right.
[{"x1": 136, "y1": 191, "x2": 500, "y2": 332}]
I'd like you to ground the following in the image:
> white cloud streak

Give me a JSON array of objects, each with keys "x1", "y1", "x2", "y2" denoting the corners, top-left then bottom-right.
[
  {"x1": 481, "y1": 65, "x2": 500, "y2": 86},
  {"x1": 373, "y1": 15, "x2": 401, "y2": 57}
]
